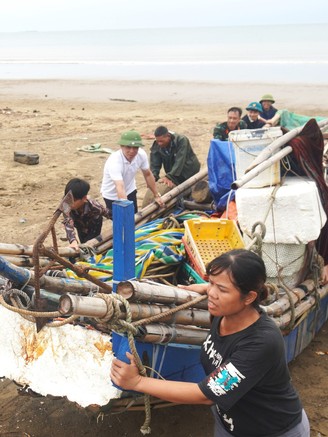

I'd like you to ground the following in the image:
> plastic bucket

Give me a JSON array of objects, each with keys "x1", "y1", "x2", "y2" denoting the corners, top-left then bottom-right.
[{"x1": 229, "y1": 127, "x2": 283, "y2": 188}]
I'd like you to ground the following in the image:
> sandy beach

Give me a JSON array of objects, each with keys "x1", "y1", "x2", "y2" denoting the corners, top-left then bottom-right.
[{"x1": 0, "y1": 79, "x2": 328, "y2": 436}]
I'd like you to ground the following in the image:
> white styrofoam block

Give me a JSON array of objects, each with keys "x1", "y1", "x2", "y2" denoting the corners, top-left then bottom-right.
[
  {"x1": 0, "y1": 306, "x2": 121, "y2": 407},
  {"x1": 236, "y1": 177, "x2": 327, "y2": 244}
]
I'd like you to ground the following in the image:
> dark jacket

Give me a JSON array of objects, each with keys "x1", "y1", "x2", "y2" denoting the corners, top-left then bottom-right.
[
  {"x1": 213, "y1": 120, "x2": 248, "y2": 141},
  {"x1": 150, "y1": 133, "x2": 200, "y2": 185},
  {"x1": 242, "y1": 115, "x2": 265, "y2": 129},
  {"x1": 260, "y1": 106, "x2": 278, "y2": 120}
]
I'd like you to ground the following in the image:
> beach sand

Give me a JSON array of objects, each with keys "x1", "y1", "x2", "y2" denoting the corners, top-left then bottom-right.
[{"x1": 0, "y1": 79, "x2": 327, "y2": 436}]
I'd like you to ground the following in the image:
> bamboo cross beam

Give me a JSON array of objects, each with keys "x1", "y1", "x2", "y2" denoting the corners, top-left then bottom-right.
[
  {"x1": 91, "y1": 167, "x2": 208, "y2": 253},
  {"x1": 0, "y1": 242, "x2": 78, "y2": 258},
  {"x1": 0, "y1": 254, "x2": 54, "y2": 268},
  {"x1": 116, "y1": 280, "x2": 208, "y2": 310},
  {"x1": 0, "y1": 254, "x2": 99, "y2": 295},
  {"x1": 245, "y1": 118, "x2": 328, "y2": 173},
  {"x1": 231, "y1": 146, "x2": 292, "y2": 190},
  {"x1": 59, "y1": 293, "x2": 211, "y2": 328},
  {"x1": 135, "y1": 323, "x2": 209, "y2": 345},
  {"x1": 261, "y1": 279, "x2": 315, "y2": 317},
  {"x1": 273, "y1": 284, "x2": 328, "y2": 329}
]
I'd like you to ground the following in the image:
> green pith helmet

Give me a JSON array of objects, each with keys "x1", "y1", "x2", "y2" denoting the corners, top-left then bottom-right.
[
  {"x1": 118, "y1": 130, "x2": 144, "y2": 147},
  {"x1": 260, "y1": 94, "x2": 275, "y2": 104},
  {"x1": 246, "y1": 101, "x2": 262, "y2": 112}
]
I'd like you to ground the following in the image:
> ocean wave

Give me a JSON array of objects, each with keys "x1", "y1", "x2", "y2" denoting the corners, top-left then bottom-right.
[{"x1": 1, "y1": 59, "x2": 328, "y2": 65}]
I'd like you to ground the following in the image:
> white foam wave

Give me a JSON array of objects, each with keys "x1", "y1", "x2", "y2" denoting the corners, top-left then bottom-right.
[{"x1": 1, "y1": 59, "x2": 328, "y2": 66}]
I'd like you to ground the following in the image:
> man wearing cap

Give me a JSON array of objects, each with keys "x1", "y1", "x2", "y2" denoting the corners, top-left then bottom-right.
[
  {"x1": 242, "y1": 102, "x2": 265, "y2": 129},
  {"x1": 142, "y1": 126, "x2": 200, "y2": 207},
  {"x1": 259, "y1": 94, "x2": 278, "y2": 121},
  {"x1": 213, "y1": 107, "x2": 248, "y2": 141},
  {"x1": 101, "y1": 130, "x2": 164, "y2": 217}
]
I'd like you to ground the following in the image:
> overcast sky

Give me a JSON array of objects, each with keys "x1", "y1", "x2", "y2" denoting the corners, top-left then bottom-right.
[{"x1": 1, "y1": 0, "x2": 327, "y2": 32}]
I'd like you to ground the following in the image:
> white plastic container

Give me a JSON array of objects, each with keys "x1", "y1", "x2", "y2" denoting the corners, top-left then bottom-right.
[{"x1": 229, "y1": 127, "x2": 283, "y2": 188}]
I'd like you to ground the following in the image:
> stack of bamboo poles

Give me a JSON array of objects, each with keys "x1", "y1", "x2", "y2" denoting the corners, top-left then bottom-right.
[
  {"x1": 0, "y1": 243, "x2": 78, "y2": 267},
  {"x1": 1, "y1": 249, "x2": 328, "y2": 344},
  {"x1": 262, "y1": 279, "x2": 328, "y2": 330},
  {"x1": 56, "y1": 277, "x2": 328, "y2": 344},
  {"x1": 58, "y1": 279, "x2": 210, "y2": 345}
]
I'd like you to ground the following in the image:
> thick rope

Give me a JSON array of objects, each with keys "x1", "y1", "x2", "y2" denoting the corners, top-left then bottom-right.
[
  {"x1": 95, "y1": 293, "x2": 150, "y2": 435},
  {"x1": 0, "y1": 290, "x2": 79, "y2": 328}
]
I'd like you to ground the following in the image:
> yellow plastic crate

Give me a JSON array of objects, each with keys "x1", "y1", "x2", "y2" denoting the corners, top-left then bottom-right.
[{"x1": 183, "y1": 218, "x2": 245, "y2": 278}]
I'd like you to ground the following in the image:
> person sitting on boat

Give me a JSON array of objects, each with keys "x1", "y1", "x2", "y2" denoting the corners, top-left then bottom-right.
[
  {"x1": 101, "y1": 130, "x2": 164, "y2": 216},
  {"x1": 242, "y1": 101, "x2": 265, "y2": 129},
  {"x1": 62, "y1": 178, "x2": 111, "y2": 251},
  {"x1": 142, "y1": 126, "x2": 200, "y2": 207},
  {"x1": 259, "y1": 93, "x2": 278, "y2": 124},
  {"x1": 213, "y1": 107, "x2": 247, "y2": 141},
  {"x1": 111, "y1": 249, "x2": 310, "y2": 437}
]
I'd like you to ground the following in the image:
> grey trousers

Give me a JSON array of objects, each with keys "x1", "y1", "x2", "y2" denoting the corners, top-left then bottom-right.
[{"x1": 212, "y1": 407, "x2": 310, "y2": 437}]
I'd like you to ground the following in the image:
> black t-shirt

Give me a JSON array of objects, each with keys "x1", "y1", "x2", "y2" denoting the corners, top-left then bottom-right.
[{"x1": 198, "y1": 312, "x2": 302, "y2": 437}]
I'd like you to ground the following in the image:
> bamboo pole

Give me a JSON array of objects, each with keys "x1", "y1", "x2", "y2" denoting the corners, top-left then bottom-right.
[
  {"x1": 245, "y1": 119, "x2": 328, "y2": 173},
  {"x1": 59, "y1": 294, "x2": 211, "y2": 328},
  {"x1": 116, "y1": 280, "x2": 208, "y2": 310},
  {"x1": 135, "y1": 323, "x2": 209, "y2": 345},
  {"x1": 92, "y1": 168, "x2": 208, "y2": 253},
  {"x1": 261, "y1": 279, "x2": 315, "y2": 317},
  {"x1": 231, "y1": 146, "x2": 292, "y2": 190},
  {"x1": 272, "y1": 284, "x2": 328, "y2": 329},
  {"x1": 1, "y1": 254, "x2": 54, "y2": 268},
  {"x1": 0, "y1": 242, "x2": 78, "y2": 258},
  {"x1": 0, "y1": 254, "x2": 99, "y2": 295}
]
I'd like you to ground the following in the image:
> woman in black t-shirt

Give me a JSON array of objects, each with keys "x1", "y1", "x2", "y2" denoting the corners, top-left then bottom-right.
[{"x1": 111, "y1": 249, "x2": 310, "y2": 437}]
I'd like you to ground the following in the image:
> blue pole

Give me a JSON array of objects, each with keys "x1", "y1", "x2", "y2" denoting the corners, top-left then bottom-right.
[
  {"x1": 112, "y1": 200, "x2": 135, "y2": 289},
  {"x1": 112, "y1": 200, "x2": 136, "y2": 368},
  {"x1": 0, "y1": 255, "x2": 31, "y2": 284}
]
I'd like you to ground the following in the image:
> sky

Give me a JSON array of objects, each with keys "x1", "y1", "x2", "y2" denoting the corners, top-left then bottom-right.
[{"x1": 1, "y1": 0, "x2": 327, "y2": 32}]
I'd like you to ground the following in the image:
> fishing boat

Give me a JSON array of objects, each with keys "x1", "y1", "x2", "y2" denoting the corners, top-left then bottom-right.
[{"x1": 0, "y1": 116, "x2": 328, "y2": 434}]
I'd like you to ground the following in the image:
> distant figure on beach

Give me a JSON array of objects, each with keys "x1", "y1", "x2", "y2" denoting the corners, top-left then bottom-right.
[
  {"x1": 142, "y1": 126, "x2": 200, "y2": 207},
  {"x1": 101, "y1": 130, "x2": 164, "y2": 216},
  {"x1": 259, "y1": 93, "x2": 278, "y2": 122},
  {"x1": 63, "y1": 178, "x2": 111, "y2": 250},
  {"x1": 111, "y1": 249, "x2": 310, "y2": 437},
  {"x1": 213, "y1": 107, "x2": 247, "y2": 141},
  {"x1": 242, "y1": 102, "x2": 265, "y2": 129}
]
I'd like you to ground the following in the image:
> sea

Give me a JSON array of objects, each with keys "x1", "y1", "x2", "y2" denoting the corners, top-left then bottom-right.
[{"x1": 0, "y1": 23, "x2": 327, "y2": 83}]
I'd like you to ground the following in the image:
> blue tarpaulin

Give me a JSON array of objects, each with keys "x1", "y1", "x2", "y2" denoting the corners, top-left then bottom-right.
[{"x1": 207, "y1": 139, "x2": 236, "y2": 211}]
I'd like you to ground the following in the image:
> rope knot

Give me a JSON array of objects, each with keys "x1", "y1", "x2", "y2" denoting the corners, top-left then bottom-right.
[{"x1": 94, "y1": 293, "x2": 138, "y2": 335}]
